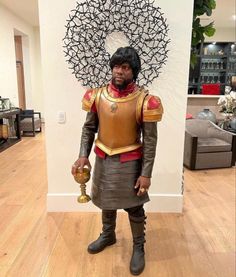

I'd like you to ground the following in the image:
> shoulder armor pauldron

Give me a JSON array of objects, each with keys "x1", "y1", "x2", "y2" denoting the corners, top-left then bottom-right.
[
  {"x1": 82, "y1": 88, "x2": 99, "y2": 112},
  {"x1": 142, "y1": 94, "x2": 163, "y2": 122}
]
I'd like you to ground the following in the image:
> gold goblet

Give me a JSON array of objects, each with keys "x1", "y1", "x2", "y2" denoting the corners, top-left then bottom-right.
[{"x1": 74, "y1": 167, "x2": 91, "y2": 203}]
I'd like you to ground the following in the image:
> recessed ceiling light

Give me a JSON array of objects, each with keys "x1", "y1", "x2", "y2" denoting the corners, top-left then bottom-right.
[{"x1": 232, "y1": 15, "x2": 236, "y2": 20}]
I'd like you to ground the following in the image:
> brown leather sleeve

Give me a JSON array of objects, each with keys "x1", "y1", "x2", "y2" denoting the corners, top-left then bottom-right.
[
  {"x1": 141, "y1": 122, "x2": 157, "y2": 177},
  {"x1": 79, "y1": 112, "x2": 99, "y2": 158}
]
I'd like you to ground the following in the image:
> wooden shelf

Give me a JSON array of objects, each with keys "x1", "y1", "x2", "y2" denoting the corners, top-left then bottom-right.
[
  {"x1": 187, "y1": 94, "x2": 221, "y2": 98},
  {"x1": 201, "y1": 69, "x2": 226, "y2": 72},
  {"x1": 201, "y1": 55, "x2": 227, "y2": 58}
]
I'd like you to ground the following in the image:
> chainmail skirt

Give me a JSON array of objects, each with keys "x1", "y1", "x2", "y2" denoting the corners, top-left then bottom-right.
[{"x1": 91, "y1": 155, "x2": 150, "y2": 210}]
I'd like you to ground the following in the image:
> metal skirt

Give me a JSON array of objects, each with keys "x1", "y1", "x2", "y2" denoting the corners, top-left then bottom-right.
[{"x1": 91, "y1": 155, "x2": 150, "y2": 210}]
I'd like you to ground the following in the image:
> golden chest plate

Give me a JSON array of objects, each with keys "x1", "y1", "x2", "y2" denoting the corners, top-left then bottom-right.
[{"x1": 94, "y1": 87, "x2": 146, "y2": 155}]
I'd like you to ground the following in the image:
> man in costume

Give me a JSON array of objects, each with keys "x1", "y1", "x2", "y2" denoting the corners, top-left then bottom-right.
[{"x1": 72, "y1": 47, "x2": 163, "y2": 275}]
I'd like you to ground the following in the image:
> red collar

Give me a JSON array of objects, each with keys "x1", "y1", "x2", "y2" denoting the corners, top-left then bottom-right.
[{"x1": 108, "y1": 82, "x2": 137, "y2": 98}]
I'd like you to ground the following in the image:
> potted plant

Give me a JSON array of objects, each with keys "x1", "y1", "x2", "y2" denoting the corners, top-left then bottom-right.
[
  {"x1": 191, "y1": 0, "x2": 216, "y2": 68},
  {"x1": 217, "y1": 86, "x2": 236, "y2": 129}
]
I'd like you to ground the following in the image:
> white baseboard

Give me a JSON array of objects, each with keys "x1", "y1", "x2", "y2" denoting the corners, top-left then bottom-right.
[{"x1": 47, "y1": 193, "x2": 183, "y2": 213}]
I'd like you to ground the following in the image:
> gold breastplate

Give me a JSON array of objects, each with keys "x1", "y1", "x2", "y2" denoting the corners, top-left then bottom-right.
[{"x1": 95, "y1": 86, "x2": 147, "y2": 156}]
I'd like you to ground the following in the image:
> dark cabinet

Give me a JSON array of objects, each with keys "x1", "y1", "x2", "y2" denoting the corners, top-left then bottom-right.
[
  {"x1": 0, "y1": 108, "x2": 21, "y2": 152},
  {"x1": 188, "y1": 42, "x2": 236, "y2": 95}
]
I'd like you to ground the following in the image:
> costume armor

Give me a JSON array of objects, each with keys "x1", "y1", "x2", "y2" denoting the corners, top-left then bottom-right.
[
  {"x1": 143, "y1": 95, "x2": 163, "y2": 122},
  {"x1": 76, "y1": 46, "x2": 165, "y2": 276},
  {"x1": 96, "y1": 86, "x2": 147, "y2": 155},
  {"x1": 82, "y1": 86, "x2": 163, "y2": 156}
]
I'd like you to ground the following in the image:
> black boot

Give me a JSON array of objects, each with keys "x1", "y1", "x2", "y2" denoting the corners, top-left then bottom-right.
[
  {"x1": 87, "y1": 210, "x2": 117, "y2": 254},
  {"x1": 129, "y1": 215, "x2": 146, "y2": 275}
]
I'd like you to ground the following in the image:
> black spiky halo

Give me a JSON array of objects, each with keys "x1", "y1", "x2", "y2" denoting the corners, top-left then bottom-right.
[{"x1": 63, "y1": 0, "x2": 170, "y2": 88}]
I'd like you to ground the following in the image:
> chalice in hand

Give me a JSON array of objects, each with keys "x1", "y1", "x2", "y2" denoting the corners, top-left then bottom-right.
[{"x1": 74, "y1": 167, "x2": 91, "y2": 203}]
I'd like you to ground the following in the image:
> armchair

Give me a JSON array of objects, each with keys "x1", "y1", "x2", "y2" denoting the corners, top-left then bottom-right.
[
  {"x1": 19, "y1": 109, "x2": 42, "y2": 137},
  {"x1": 184, "y1": 119, "x2": 236, "y2": 170}
]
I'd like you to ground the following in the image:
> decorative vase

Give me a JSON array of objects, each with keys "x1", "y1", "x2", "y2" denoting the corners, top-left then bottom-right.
[
  {"x1": 196, "y1": 108, "x2": 217, "y2": 123},
  {"x1": 230, "y1": 116, "x2": 236, "y2": 130}
]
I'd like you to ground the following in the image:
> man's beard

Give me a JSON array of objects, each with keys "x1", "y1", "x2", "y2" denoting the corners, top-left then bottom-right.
[{"x1": 112, "y1": 78, "x2": 133, "y2": 91}]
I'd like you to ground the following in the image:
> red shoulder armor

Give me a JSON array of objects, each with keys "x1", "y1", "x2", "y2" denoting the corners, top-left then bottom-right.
[
  {"x1": 82, "y1": 89, "x2": 98, "y2": 112},
  {"x1": 142, "y1": 95, "x2": 164, "y2": 122}
]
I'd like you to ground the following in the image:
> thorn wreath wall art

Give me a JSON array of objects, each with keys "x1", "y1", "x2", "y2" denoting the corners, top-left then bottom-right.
[{"x1": 63, "y1": 0, "x2": 170, "y2": 87}]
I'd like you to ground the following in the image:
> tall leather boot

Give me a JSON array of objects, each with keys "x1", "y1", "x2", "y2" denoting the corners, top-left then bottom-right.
[
  {"x1": 87, "y1": 210, "x2": 117, "y2": 254},
  {"x1": 129, "y1": 214, "x2": 146, "y2": 275}
]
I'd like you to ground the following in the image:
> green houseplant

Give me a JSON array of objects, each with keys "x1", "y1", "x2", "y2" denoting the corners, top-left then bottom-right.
[{"x1": 191, "y1": 0, "x2": 216, "y2": 68}]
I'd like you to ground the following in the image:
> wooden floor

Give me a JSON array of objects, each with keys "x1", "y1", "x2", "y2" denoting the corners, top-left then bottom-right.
[{"x1": 0, "y1": 131, "x2": 235, "y2": 277}]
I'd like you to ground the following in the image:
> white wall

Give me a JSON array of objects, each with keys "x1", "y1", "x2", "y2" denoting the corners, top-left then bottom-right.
[
  {"x1": 0, "y1": 5, "x2": 43, "y2": 116},
  {"x1": 205, "y1": 27, "x2": 235, "y2": 42},
  {"x1": 38, "y1": 0, "x2": 194, "y2": 212},
  {"x1": 31, "y1": 27, "x2": 44, "y2": 116}
]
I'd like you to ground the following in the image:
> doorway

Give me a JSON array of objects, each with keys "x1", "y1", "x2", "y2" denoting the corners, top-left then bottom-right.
[{"x1": 14, "y1": 36, "x2": 26, "y2": 109}]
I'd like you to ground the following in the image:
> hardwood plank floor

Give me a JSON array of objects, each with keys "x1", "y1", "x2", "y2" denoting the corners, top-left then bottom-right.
[{"x1": 0, "y1": 130, "x2": 235, "y2": 277}]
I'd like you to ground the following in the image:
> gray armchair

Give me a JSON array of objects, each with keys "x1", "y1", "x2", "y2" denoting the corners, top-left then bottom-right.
[{"x1": 184, "y1": 119, "x2": 236, "y2": 170}]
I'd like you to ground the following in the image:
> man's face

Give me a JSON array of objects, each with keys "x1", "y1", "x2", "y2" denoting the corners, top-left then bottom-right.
[{"x1": 112, "y1": 63, "x2": 134, "y2": 88}]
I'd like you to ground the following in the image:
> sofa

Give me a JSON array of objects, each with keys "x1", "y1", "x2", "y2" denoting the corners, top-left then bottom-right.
[{"x1": 184, "y1": 119, "x2": 236, "y2": 170}]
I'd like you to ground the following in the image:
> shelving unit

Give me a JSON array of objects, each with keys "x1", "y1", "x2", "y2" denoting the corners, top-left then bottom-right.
[
  {"x1": 0, "y1": 108, "x2": 21, "y2": 152},
  {"x1": 188, "y1": 41, "x2": 236, "y2": 97}
]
